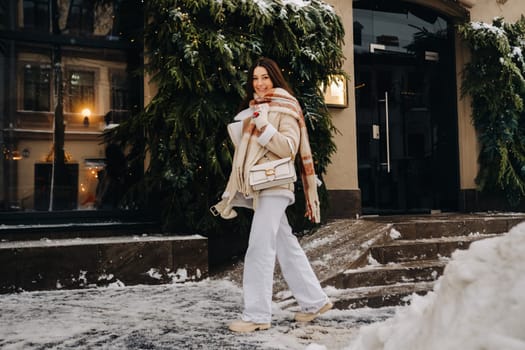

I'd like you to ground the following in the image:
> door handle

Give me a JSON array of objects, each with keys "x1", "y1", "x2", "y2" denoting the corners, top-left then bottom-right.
[{"x1": 378, "y1": 91, "x2": 391, "y2": 173}]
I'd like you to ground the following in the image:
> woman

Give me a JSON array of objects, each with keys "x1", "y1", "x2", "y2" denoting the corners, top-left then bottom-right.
[{"x1": 212, "y1": 57, "x2": 332, "y2": 332}]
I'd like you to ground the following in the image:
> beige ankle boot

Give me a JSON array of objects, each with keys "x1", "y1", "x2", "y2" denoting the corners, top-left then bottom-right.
[
  {"x1": 228, "y1": 320, "x2": 271, "y2": 333},
  {"x1": 294, "y1": 301, "x2": 333, "y2": 322}
]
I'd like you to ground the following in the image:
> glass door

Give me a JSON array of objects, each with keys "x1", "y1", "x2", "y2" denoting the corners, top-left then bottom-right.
[{"x1": 354, "y1": 0, "x2": 459, "y2": 214}]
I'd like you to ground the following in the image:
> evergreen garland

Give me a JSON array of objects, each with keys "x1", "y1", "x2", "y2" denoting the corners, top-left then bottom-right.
[
  {"x1": 458, "y1": 16, "x2": 525, "y2": 205},
  {"x1": 111, "y1": 0, "x2": 345, "y2": 235}
]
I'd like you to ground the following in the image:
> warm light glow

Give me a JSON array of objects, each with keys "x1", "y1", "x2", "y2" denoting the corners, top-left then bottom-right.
[
  {"x1": 82, "y1": 108, "x2": 91, "y2": 117},
  {"x1": 86, "y1": 168, "x2": 100, "y2": 179},
  {"x1": 323, "y1": 74, "x2": 348, "y2": 108},
  {"x1": 12, "y1": 151, "x2": 22, "y2": 160}
]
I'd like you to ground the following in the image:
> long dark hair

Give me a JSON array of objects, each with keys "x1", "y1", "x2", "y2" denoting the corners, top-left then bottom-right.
[{"x1": 239, "y1": 57, "x2": 294, "y2": 110}]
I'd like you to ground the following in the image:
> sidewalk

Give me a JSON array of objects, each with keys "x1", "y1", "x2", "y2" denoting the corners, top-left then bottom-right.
[{"x1": 0, "y1": 279, "x2": 394, "y2": 349}]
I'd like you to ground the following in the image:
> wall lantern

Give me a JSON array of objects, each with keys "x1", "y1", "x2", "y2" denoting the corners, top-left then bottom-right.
[
  {"x1": 11, "y1": 151, "x2": 22, "y2": 160},
  {"x1": 323, "y1": 75, "x2": 348, "y2": 108},
  {"x1": 82, "y1": 108, "x2": 91, "y2": 127}
]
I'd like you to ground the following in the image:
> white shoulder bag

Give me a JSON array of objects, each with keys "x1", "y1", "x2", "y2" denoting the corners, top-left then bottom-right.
[{"x1": 249, "y1": 157, "x2": 297, "y2": 191}]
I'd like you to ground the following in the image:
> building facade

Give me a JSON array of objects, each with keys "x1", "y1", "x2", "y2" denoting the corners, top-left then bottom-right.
[
  {"x1": 324, "y1": 0, "x2": 525, "y2": 218},
  {"x1": 1, "y1": 0, "x2": 523, "y2": 220},
  {"x1": 1, "y1": 0, "x2": 143, "y2": 214}
]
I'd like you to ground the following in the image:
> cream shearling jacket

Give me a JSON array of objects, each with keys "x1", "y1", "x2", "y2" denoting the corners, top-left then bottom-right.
[{"x1": 214, "y1": 104, "x2": 301, "y2": 219}]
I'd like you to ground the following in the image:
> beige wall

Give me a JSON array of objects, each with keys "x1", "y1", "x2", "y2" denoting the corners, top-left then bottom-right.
[
  {"x1": 144, "y1": 72, "x2": 158, "y2": 107},
  {"x1": 455, "y1": 35, "x2": 479, "y2": 189},
  {"x1": 465, "y1": 0, "x2": 524, "y2": 22},
  {"x1": 323, "y1": 1, "x2": 359, "y2": 191}
]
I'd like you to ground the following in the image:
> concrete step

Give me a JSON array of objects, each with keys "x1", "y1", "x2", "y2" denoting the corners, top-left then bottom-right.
[
  {"x1": 323, "y1": 259, "x2": 446, "y2": 289},
  {"x1": 0, "y1": 235, "x2": 208, "y2": 293},
  {"x1": 321, "y1": 215, "x2": 521, "y2": 309},
  {"x1": 330, "y1": 281, "x2": 435, "y2": 309},
  {"x1": 0, "y1": 221, "x2": 161, "y2": 241},
  {"x1": 276, "y1": 281, "x2": 435, "y2": 310},
  {"x1": 368, "y1": 213, "x2": 525, "y2": 240},
  {"x1": 369, "y1": 234, "x2": 495, "y2": 264},
  {"x1": 0, "y1": 210, "x2": 161, "y2": 241}
]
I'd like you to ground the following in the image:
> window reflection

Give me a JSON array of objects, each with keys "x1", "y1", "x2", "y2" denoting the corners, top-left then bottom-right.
[
  {"x1": 23, "y1": 64, "x2": 51, "y2": 111},
  {"x1": 1, "y1": 0, "x2": 143, "y2": 212},
  {"x1": 353, "y1": 3, "x2": 448, "y2": 56},
  {"x1": 23, "y1": 0, "x2": 49, "y2": 31},
  {"x1": 66, "y1": 0, "x2": 94, "y2": 36},
  {"x1": 66, "y1": 70, "x2": 95, "y2": 114}
]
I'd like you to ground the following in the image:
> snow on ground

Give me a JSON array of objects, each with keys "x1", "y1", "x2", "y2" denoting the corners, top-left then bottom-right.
[
  {"x1": 2, "y1": 218, "x2": 525, "y2": 349},
  {"x1": 0, "y1": 279, "x2": 394, "y2": 350},
  {"x1": 347, "y1": 222, "x2": 525, "y2": 350}
]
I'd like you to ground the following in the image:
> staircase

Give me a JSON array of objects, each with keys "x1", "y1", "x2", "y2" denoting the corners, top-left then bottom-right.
[
  {"x1": 217, "y1": 213, "x2": 525, "y2": 311},
  {"x1": 325, "y1": 213, "x2": 525, "y2": 309}
]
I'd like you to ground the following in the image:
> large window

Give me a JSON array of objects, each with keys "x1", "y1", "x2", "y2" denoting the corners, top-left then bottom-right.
[
  {"x1": 110, "y1": 71, "x2": 130, "y2": 111},
  {"x1": 2, "y1": 0, "x2": 143, "y2": 215},
  {"x1": 23, "y1": 0, "x2": 49, "y2": 31},
  {"x1": 66, "y1": 70, "x2": 94, "y2": 113},
  {"x1": 22, "y1": 63, "x2": 51, "y2": 111},
  {"x1": 106, "y1": 71, "x2": 131, "y2": 124},
  {"x1": 67, "y1": 0, "x2": 94, "y2": 36}
]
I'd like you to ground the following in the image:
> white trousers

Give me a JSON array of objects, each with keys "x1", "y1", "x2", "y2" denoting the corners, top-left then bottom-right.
[{"x1": 241, "y1": 195, "x2": 328, "y2": 324}]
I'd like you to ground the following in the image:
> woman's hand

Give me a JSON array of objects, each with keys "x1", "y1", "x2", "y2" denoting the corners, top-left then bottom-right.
[{"x1": 253, "y1": 103, "x2": 270, "y2": 130}]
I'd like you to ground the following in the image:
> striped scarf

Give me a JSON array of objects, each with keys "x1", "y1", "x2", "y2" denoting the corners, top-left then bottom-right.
[{"x1": 251, "y1": 88, "x2": 321, "y2": 223}]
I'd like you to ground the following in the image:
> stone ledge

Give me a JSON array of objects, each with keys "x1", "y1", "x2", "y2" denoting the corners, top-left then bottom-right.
[
  {"x1": 325, "y1": 260, "x2": 446, "y2": 289},
  {"x1": 330, "y1": 282, "x2": 435, "y2": 309},
  {"x1": 369, "y1": 234, "x2": 494, "y2": 264},
  {"x1": 0, "y1": 235, "x2": 208, "y2": 293}
]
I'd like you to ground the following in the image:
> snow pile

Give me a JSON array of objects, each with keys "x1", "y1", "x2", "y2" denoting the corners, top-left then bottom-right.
[{"x1": 347, "y1": 222, "x2": 525, "y2": 350}]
